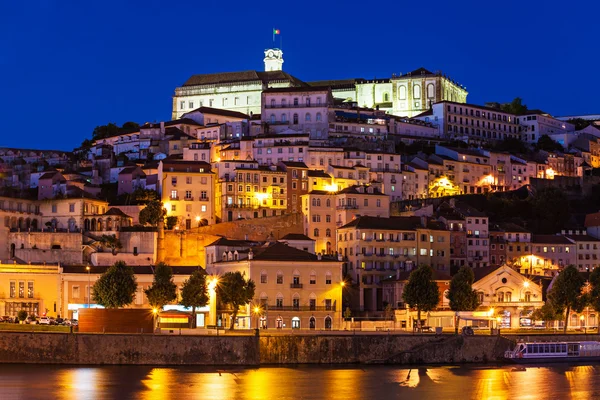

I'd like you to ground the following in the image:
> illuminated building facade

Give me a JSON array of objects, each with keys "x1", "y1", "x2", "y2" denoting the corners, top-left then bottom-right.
[
  {"x1": 158, "y1": 160, "x2": 215, "y2": 229},
  {"x1": 210, "y1": 242, "x2": 343, "y2": 330},
  {"x1": 337, "y1": 216, "x2": 450, "y2": 311}
]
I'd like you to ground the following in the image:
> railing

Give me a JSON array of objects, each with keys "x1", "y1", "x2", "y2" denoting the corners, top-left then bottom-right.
[
  {"x1": 184, "y1": 197, "x2": 194, "y2": 201},
  {"x1": 290, "y1": 283, "x2": 303, "y2": 289},
  {"x1": 265, "y1": 305, "x2": 336, "y2": 312},
  {"x1": 336, "y1": 204, "x2": 359, "y2": 210},
  {"x1": 170, "y1": 196, "x2": 179, "y2": 200}
]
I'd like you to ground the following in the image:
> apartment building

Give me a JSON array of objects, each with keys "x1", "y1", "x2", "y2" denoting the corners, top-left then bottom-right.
[
  {"x1": 158, "y1": 160, "x2": 215, "y2": 229},
  {"x1": 337, "y1": 216, "x2": 450, "y2": 311},
  {"x1": 210, "y1": 242, "x2": 343, "y2": 330}
]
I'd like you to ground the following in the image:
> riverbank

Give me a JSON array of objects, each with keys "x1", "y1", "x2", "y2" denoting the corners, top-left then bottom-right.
[{"x1": 0, "y1": 331, "x2": 597, "y2": 366}]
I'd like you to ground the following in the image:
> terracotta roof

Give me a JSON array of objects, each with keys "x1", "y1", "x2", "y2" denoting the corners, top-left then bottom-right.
[
  {"x1": 183, "y1": 106, "x2": 249, "y2": 120},
  {"x1": 531, "y1": 235, "x2": 572, "y2": 245},
  {"x1": 263, "y1": 85, "x2": 331, "y2": 94},
  {"x1": 250, "y1": 242, "x2": 337, "y2": 262},
  {"x1": 278, "y1": 161, "x2": 308, "y2": 168},
  {"x1": 280, "y1": 233, "x2": 314, "y2": 241},
  {"x1": 564, "y1": 234, "x2": 600, "y2": 242},
  {"x1": 160, "y1": 160, "x2": 212, "y2": 173},
  {"x1": 585, "y1": 212, "x2": 600, "y2": 227},
  {"x1": 307, "y1": 170, "x2": 331, "y2": 178},
  {"x1": 339, "y1": 216, "x2": 423, "y2": 231},
  {"x1": 473, "y1": 265, "x2": 503, "y2": 282},
  {"x1": 181, "y1": 70, "x2": 306, "y2": 88},
  {"x1": 206, "y1": 237, "x2": 261, "y2": 247},
  {"x1": 103, "y1": 208, "x2": 132, "y2": 218}
]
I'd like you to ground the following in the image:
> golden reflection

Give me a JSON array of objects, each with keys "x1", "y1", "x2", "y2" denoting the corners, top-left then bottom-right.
[
  {"x1": 140, "y1": 368, "x2": 176, "y2": 400},
  {"x1": 566, "y1": 365, "x2": 596, "y2": 400},
  {"x1": 56, "y1": 368, "x2": 104, "y2": 399},
  {"x1": 323, "y1": 368, "x2": 363, "y2": 399}
]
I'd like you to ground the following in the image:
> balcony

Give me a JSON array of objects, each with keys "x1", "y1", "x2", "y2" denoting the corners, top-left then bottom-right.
[
  {"x1": 336, "y1": 204, "x2": 359, "y2": 210},
  {"x1": 169, "y1": 196, "x2": 179, "y2": 201},
  {"x1": 265, "y1": 305, "x2": 336, "y2": 312},
  {"x1": 290, "y1": 283, "x2": 303, "y2": 289},
  {"x1": 184, "y1": 196, "x2": 194, "y2": 201}
]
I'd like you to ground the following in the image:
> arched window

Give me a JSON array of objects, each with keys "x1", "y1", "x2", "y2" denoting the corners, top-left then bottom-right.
[
  {"x1": 310, "y1": 271, "x2": 316, "y2": 284},
  {"x1": 282, "y1": 114, "x2": 287, "y2": 123},
  {"x1": 292, "y1": 293, "x2": 300, "y2": 309},
  {"x1": 259, "y1": 292, "x2": 268, "y2": 305},
  {"x1": 325, "y1": 271, "x2": 332, "y2": 284},
  {"x1": 324, "y1": 316, "x2": 332, "y2": 330},
  {"x1": 270, "y1": 99, "x2": 275, "y2": 108},
  {"x1": 276, "y1": 292, "x2": 284, "y2": 308},
  {"x1": 316, "y1": 198, "x2": 321, "y2": 206},
  {"x1": 222, "y1": 252, "x2": 227, "y2": 261},
  {"x1": 312, "y1": 198, "x2": 317, "y2": 207},
  {"x1": 314, "y1": 228, "x2": 319, "y2": 237},
  {"x1": 270, "y1": 114, "x2": 275, "y2": 123},
  {"x1": 505, "y1": 291, "x2": 512, "y2": 302},
  {"x1": 399, "y1": 86, "x2": 406, "y2": 100},
  {"x1": 427, "y1": 83, "x2": 435, "y2": 99},
  {"x1": 305, "y1": 113, "x2": 311, "y2": 122},
  {"x1": 293, "y1": 113, "x2": 299, "y2": 124},
  {"x1": 260, "y1": 270, "x2": 268, "y2": 284},
  {"x1": 383, "y1": 92, "x2": 389, "y2": 102},
  {"x1": 276, "y1": 271, "x2": 284, "y2": 284},
  {"x1": 326, "y1": 199, "x2": 331, "y2": 207},
  {"x1": 316, "y1": 112, "x2": 322, "y2": 122},
  {"x1": 309, "y1": 316, "x2": 316, "y2": 330},
  {"x1": 325, "y1": 228, "x2": 331, "y2": 237},
  {"x1": 281, "y1": 98, "x2": 286, "y2": 107},
  {"x1": 413, "y1": 84, "x2": 421, "y2": 99}
]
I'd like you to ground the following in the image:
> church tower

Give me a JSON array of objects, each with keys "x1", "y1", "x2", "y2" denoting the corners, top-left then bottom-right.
[{"x1": 264, "y1": 49, "x2": 284, "y2": 71}]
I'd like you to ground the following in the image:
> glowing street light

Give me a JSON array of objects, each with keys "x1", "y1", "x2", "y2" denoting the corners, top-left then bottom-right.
[{"x1": 253, "y1": 305, "x2": 262, "y2": 329}]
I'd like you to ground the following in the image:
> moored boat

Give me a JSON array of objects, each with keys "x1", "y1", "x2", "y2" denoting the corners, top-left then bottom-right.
[{"x1": 505, "y1": 341, "x2": 600, "y2": 363}]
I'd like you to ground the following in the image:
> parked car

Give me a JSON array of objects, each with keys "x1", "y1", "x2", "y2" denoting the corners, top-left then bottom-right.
[
  {"x1": 26, "y1": 317, "x2": 38, "y2": 325},
  {"x1": 55, "y1": 317, "x2": 64, "y2": 325},
  {"x1": 462, "y1": 326, "x2": 474, "y2": 336},
  {"x1": 38, "y1": 317, "x2": 51, "y2": 325},
  {"x1": 62, "y1": 319, "x2": 78, "y2": 326},
  {"x1": 0, "y1": 316, "x2": 12, "y2": 323}
]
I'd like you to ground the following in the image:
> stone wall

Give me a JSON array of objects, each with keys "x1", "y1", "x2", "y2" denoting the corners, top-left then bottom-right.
[
  {"x1": 0, "y1": 332, "x2": 259, "y2": 366},
  {"x1": 159, "y1": 213, "x2": 304, "y2": 266}
]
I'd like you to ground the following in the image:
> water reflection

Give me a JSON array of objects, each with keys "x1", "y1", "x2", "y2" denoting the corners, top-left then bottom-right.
[{"x1": 3, "y1": 364, "x2": 600, "y2": 400}]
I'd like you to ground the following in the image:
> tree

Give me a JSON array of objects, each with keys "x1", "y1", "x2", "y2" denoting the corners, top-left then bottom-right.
[
  {"x1": 588, "y1": 267, "x2": 600, "y2": 333},
  {"x1": 17, "y1": 310, "x2": 27, "y2": 323},
  {"x1": 500, "y1": 97, "x2": 528, "y2": 115},
  {"x1": 92, "y1": 261, "x2": 137, "y2": 308},
  {"x1": 217, "y1": 271, "x2": 256, "y2": 330},
  {"x1": 536, "y1": 134, "x2": 564, "y2": 152},
  {"x1": 145, "y1": 262, "x2": 177, "y2": 311},
  {"x1": 547, "y1": 265, "x2": 586, "y2": 333},
  {"x1": 448, "y1": 266, "x2": 480, "y2": 334},
  {"x1": 402, "y1": 265, "x2": 440, "y2": 332},
  {"x1": 131, "y1": 188, "x2": 158, "y2": 204},
  {"x1": 531, "y1": 300, "x2": 561, "y2": 328},
  {"x1": 384, "y1": 303, "x2": 394, "y2": 329},
  {"x1": 180, "y1": 270, "x2": 209, "y2": 328},
  {"x1": 165, "y1": 216, "x2": 179, "y2": 230},
  {"x1": 139, "y1": 200, "x2": 166, "y2": 227},
  {"x1": 567, "y1": 118, "x2": 591, "y2": 131},
  {"x1": 99, "y1": 234, "x2": 123, "y2": 255}
]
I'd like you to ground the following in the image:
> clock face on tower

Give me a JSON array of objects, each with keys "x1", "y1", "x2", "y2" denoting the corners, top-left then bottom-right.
[{"x1": 268, "y1": 51, "x2": 274, "y2": 58}]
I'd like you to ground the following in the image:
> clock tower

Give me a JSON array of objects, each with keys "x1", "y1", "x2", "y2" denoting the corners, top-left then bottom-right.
[{"x1": 264, "y1": 48, "x2": 284, "y2": 72}]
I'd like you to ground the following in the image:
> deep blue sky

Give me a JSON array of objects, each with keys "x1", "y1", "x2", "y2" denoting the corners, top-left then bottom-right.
[{"x1": 1, "y1": 1, "x2": 598, "y2": 150}]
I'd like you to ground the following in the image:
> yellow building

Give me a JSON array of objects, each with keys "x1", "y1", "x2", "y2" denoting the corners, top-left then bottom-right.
[
  {"x1": 211, "y1": 242, "x2": 343, "y2": 330},
  {"x1": 0, "y1": 263, "x2": 61, "y2": 317},
  {"x1": 158, "y1": 160, "x2": 216, "y2": 229}
]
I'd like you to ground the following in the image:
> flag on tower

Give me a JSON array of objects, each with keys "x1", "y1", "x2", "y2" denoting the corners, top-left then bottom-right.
[{"x1": 272, "y1": 28, "x2": 280, "y2": 42}]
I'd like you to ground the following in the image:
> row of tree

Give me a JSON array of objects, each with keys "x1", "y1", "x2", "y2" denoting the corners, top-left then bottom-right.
[
  {"x1": 532, "y1": 265, "x2": 600, "y2": 333},
  {"x1": 92, "y1": 261, "x2": 255, "y2": 330},
  {"x1": 402, "y1": 265, "x2": 479, "y2": 333}
]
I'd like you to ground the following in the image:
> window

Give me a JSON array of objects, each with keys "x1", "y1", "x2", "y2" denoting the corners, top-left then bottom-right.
[
  {"x1": 69, "y1": 203, "x2": 75, "y2": 212},
  {"x1": 277, "y1": 271, "x2": 283, "y2": 284},
  {"x1": 28, "y1": 282, "x2": 34, "y2": 298},
  {"x1": 72, "y1": 285, "x2": 80, "y2": 299},
  {"x1": 18, "y1": 281, "x2": 24, "y2": 298},
  {"x1": 314, "y1": 228, "x2": 319, "y2": 237},
  {"x1": 427, "y1": 84, "x2": 435, "y2": 98},
  {"x1": 52, "y1": 205, "x2": 57, "y2": 213},
  {"x1": 293, "y1": 113, "x2": 298, "y2": 124},
  {"x1": 260, "y1": 271, "x2": 267, "y2": 284},
  {"x1": 413, "y1": 84, "x2": 421, "y2": 99},
  {"x1": 310, "y1": 271, "x2": 316, "y2": 284},
  {"x1": 293, "y1": 297, "x2": 300, "y2": 309},
  {"x1": 276, "y1": 296, "x2": 283, "y2": 307},
  {"x1": 305, "y1": 114, "x2": 311, "y2": 122},
  {"x1": 399, "y1": 86, "x2": 406, "y2": 100},
  {"x1": 316, "y1": 112, "x2": 322, "y2": 122},
  {"x1": 9, "y1": 282, "x2": 15, "y2": 298},
  {"x1": 325, "y1": 272, "x2": 332, "y2": 285}
]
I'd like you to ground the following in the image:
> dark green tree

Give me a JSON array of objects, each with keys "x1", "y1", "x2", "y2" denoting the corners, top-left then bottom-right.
[
  {"x1": 448, "y1": 266, "x2": 480, "y2": 334},
  {"x1": 531, "y1": 300, "x2": 561, "y2": 328},
  {"x1": 145, "y1": 262, "x2": 177, "y2": 310},
  {"x1": 536, "y1": 134, "x2": 564, "y2": 152},
  {"x1": 131, "y1": 188, "x2": 159, "y2": 204},
  {"x1": 99, "y1": 234, "x2": 123, "y2": 255},
  {"x1": 500, "y1": 97, "x2": 528, "y2": 115},
  {"x1": 139, "y1": 200, "x2": 166, "y2": 227},
  {"x1": 165, "y1": 216, "x2": 179, "y2": 230},
  {"x1": 547, "y1": 265, "x2": 586, "y2": 333},
  {"x1": 588, "y1": 267, "x2": 600, "y2": 333},
  {"x1": 567, "y1": 118, "x2": 591, "y2": 131},
  {"x1": 92, "y1": 261, "x2": 137, "y2": 308},
  {"x1": 17, "y1": 310, "x2": 28, "y2": 323},
  {"x1": 180, "y1": 270, "x2": 209, "y2": 328},
  {"x1": 402, "y1": 265, "x2": 440, "y2": 332},
  {"x1": 217, "y1": 271, "x2": 256, "y2": 330}
]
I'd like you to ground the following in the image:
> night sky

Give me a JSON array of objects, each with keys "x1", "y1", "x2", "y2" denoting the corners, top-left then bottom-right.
[{"x1": 1, "y1": 1, "x2": 598, "y2": 150}]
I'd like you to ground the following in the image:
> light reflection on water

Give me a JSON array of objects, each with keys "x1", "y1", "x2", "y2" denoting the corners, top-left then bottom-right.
[{"x1": 2, "y1": 363, "x2": 600, "y2": 399}]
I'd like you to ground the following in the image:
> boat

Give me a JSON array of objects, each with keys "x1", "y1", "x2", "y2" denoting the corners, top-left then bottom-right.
[{"x1": 505, "y1": 340, "x2": 600, "y2": 363}]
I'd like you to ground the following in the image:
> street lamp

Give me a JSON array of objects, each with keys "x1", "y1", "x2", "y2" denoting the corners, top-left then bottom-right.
[
  {"x1": 152, "y1": 308, "x2": 159, "y2": 333},
  {"x1": 85, "y1": 266, "x2": 91, "y2": 308},
  {"x1": 253, "y1": 306, "x2": 262, "y2": 330},
  {"x1": 581, "y1": 315, "x2": 586, "y2": 334},
  {"x1": 339, "y1": 280, "x2": 346, "y2": 330}
]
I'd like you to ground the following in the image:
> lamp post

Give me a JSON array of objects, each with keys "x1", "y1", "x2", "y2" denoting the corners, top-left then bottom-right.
[
  {"x1": 581, "y1": 315, "x2": 586, "y2": 334},
  {"x1": 85, "y1": 266, "x2": 91, "y2": 308},
  {"x1": 152, "y1": 308, "x2": 158, "y2": 333},
  {"x1": 340, "y1": 280, "x2": 346, "y2": 330},
  {"x1": 253, "y1": 306, "x2": 261, "y2": 331}
]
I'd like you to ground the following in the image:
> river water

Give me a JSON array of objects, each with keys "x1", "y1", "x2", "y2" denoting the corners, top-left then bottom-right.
[{"x1": 1, "y1": 363, "x2": 599, "y2": 399}]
